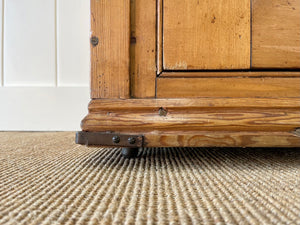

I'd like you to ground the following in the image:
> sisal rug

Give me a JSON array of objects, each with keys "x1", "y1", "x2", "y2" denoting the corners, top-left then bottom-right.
[{"x1": 0, "y1": 132, "x2": 299, "y2": 225}]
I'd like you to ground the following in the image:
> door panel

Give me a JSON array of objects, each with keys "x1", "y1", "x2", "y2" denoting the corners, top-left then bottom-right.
[
  {"x1": 163, "y1": 0, "x2": 250, "y2": 70},
  {"x1": 252, "y1": 0, "x2": 300, "y2": 68}
]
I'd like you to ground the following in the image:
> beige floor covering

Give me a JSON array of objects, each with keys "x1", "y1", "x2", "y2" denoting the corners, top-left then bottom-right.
[{"x1": 0, "y1": 132, "x2": 299, "y2": 225}]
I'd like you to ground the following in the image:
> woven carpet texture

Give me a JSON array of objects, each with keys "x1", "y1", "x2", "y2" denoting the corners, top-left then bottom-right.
[{"x1": 0, "y1": 132, "x2": 299, "y2": 225}]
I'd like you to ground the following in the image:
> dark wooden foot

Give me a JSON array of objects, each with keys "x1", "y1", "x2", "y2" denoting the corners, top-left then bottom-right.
[{"x1": 121, "y1": 147, "x2": 139, "y2": 158}]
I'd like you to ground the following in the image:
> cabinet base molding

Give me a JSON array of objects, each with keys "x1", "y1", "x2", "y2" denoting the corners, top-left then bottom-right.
[
  {"x1": 78, "y1": 98, "x2": 300, "y2": 147},
  {"x1": 76, "y1": 131, "x2": 300, "y2": 147}
]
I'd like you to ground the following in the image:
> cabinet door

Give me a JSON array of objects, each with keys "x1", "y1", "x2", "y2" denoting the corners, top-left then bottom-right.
[
  {"x1": 252, "y1": 0, "x2": 300, "y2": 68},
  {"x1": 163, "y1": 0, "x2": 251, "y2": 70},
  {"x1": 156, "y1": 0, "x2": 300, "y2": 98}
]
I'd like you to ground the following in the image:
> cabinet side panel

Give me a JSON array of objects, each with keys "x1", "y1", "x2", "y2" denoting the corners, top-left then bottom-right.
[
  {"x1": 252, "y1": 0, "x2": 300, "y2": 68},
  {"x1": 91, "y1": 0, "x2": 130, "y2": 98},
  {"x1": 130, "y1": 0, "x2": 156, "y2": 98}
]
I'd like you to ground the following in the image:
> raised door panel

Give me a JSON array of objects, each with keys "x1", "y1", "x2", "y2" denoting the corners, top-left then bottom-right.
[
  {"x1": 252, "y1": 0, "x2": 300, "y2": 68},
  {"x1": 163, "y1": 0, "x2": 251, "y2": 70}
]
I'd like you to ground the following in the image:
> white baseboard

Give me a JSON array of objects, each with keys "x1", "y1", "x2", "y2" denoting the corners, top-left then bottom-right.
[{"x1": 0, "y1": 87, "x2": 90, "y2": 131}]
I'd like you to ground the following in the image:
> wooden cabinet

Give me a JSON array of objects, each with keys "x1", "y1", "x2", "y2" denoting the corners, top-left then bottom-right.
[{"x1": 76, "y1": 0, "x2": 300, "y2": 150}]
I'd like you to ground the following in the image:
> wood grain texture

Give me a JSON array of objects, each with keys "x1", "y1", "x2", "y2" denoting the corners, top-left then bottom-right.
[
  {"x1": 82, "y1": 108, "x2": 300, "y2": 132},
  {"x1": 144, "y1": 131, "x2": 300, "y2": 147},
  {"x1": 81, "y1": 98, "x2": 300, "y2": 147},
  {"x1": 88, "y1": 98, "x2": 300, "y2": 111},
  {"x1": 81, "y1": 98, "x2": 300, "y2": 133},
  {"x1": 160, "y1": 71, "x2": 300, "y2": 78},
  {"x1": 90, "y1": 0, "x2": 130, "y2": 99},
  {"x1": 130, "y1": 0, "x2": 156, "y2": 98},
  {"x1": 77, "y1": 130, "x2": 300, "y2": 147},
  {"x1": 157, "y1": 77, "x2": 300, "y2": 98},
  {"x1": 163, "y1": 0, "x2": 250, "y2": 70},
  {"x1": 252, "y1": 0, "x2": 300, "y2": 68}
]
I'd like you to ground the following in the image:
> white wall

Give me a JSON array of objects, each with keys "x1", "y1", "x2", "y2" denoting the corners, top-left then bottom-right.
[{"x1": 0, "y1": 0, "x2": 90, "y2": 131}]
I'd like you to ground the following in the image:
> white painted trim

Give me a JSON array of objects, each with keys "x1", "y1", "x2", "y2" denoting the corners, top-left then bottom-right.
[
  {"x1": 0, "y1": 86, "x2": 90, "y2": 131},
  {"x1": 0, "y1": 0, "x2": 3, "y2": 87}
]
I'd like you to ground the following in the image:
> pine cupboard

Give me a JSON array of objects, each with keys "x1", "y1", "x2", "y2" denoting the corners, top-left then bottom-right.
[{"x1": 76, "y1": 0, "x2": 300, "y2": 157}]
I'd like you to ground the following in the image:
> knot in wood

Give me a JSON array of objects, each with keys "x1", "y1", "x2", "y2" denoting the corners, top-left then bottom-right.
[{"x1": 158, "y1": 107, "x2": 168, "y2": 117}]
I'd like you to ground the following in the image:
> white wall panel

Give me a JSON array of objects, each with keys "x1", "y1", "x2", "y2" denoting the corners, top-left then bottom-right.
[
  {"x1": 0, "y1": 0, "x2": 3, "y2": 86},
  {"x1": 57, "y1": 0, "x2": 90, "y2": 86},
  {"x1": 0, "y1": 87, "x2": 89, "y2": 131},
  {"x1": 3, "y1": 0, "x2": 56, "y2": 86},
  {"x1": 0, "y1": 0, "x2": 91, "y2": 130}
]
